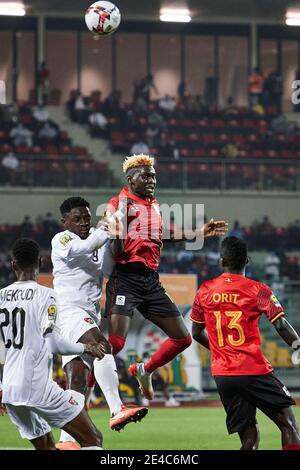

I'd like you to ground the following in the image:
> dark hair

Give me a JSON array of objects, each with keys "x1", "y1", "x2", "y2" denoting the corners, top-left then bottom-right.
[
  {"x1": 60, "y1": 197, "x2": 90, "y2": 216},
  {"x1": 12, "y1": 238, "x2": 40, "y2": 269},
  {"x1": 220, "y1": 236, "x2": 248, "y2": 270}
]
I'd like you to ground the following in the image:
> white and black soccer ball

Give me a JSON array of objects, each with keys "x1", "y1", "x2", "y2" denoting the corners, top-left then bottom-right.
[{"x1": 85, "y1": 1, "x2": 121, "y2": 36}]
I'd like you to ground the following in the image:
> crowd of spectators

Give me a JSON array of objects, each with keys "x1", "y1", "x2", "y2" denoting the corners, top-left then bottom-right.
[
  {"x1": 64, "y1": 75, "x2": 300, "y2": 191},
  {"x1": 0, "y1": 103, "x2": 111, "y2": 188}
]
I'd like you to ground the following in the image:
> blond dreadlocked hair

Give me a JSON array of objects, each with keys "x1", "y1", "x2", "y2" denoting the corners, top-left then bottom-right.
[{"x1": 123, "y1": 154, "x2": 155, "y2": 174}]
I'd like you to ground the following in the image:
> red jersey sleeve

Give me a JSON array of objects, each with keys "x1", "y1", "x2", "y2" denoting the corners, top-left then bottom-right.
[
  {"x1": 257, "y1": 283, "x2": 285, "y2": 324},
  {"x1": 190, "y1": 289, "x2": 205, "y2": 324}
]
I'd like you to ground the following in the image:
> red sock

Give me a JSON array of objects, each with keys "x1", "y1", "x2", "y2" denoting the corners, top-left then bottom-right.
[
  {"x1": 144, "y1": 335, "x2": 192, "y2": 374},
  {"x1": 283, "y1": 444, "x2": 300, "y2": 450},
  {"x1": 109, "y1": 333, "x2": 126, "y2": 356}
]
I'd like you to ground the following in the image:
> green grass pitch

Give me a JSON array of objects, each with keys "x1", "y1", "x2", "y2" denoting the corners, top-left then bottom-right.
[{"x1": 1, "y1": 406, "x2": 299, "y2": 450}]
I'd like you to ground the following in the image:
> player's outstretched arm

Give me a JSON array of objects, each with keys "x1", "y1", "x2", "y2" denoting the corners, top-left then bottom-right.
[
  {"x1": 273, "y1": 317, "x2": 300, "y2": 364},
  {"x1": 163, "y1": 219, "x2": 228, "y2": 242},
  {"x1": 67, "y1": 227, "x2": 111, "y2": 257},
  {"x1": 192, "y1": 323, "x2": 210, "y2": 350}
]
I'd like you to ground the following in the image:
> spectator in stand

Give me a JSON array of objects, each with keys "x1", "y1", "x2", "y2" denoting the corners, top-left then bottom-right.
[
  {"x1": 33, "y1": 105, "x2": 50, "y2": 123},
  {"x1": 177, "y1": 81, "x2": 186, "y2": 103},
  {"x1": 229, "y1": 220, "x2": 244, "y2": 239},
  {"x1": 38, "y1": 122, "x2": 58, "y2": 142},
  {"x1": 158, "y1": 94, "x2": 177, "y2": 114},
  {"x1": 223, "y1": 142, "x2": 238, "y2": 158},
  {"x1": 74, "y1": 91, "x2": 88, "y2": 123},
  {"x1": 9, "y1": 123, "x2": 33, "y2": 147},
  {"x1": 289, "y1": 219, "x2": 300, "y2": 240},
  {"x1": 20, "y1": 215, "x2": 33, "y2": 238},
  {"x1": 176, "y1": 249, "x2": 194, "y2": 274},
  {"x1": 206, "y1": 244, "x2": 220, "y2": 278},
  {"x1": 259, "y1": 216, "x2": 274, "y2": 236},
  {"x1": 265, "y1": 252, "x2": 281, "y2": 281},
  {"x1": 148, "y1": 109, "x2": 167, "y2": 132},
  {"x1": 159, "y1": 134, "x2": 179, "y2": 160},
  {"x1": 204, "y1": 66, "x2": 218, "y2": 109},
  {"x1": 188, "y1": 94, "x2": 206, "y2": 116},
  {"x1": 89, "y1": 111, "x2": 108, "y2": 138},
  {"x1": 223, "y1": 96, "x2": 239, "y2": 115},
  {"x1": 134, "y1": 74, "x2": 158, "y2": 105},
  {"x1": 1, "y1": 151, "x2": 19, "y2": 171},
  {"x1": 271, "y1": 114, "x2": 292, "y2": 135},
  {"x1": 248, "y1": 67, "x2": 264, "y2": 107},
  {"x1": 130, "y1": 140, "x2": 150, "y2": 155},
  {"x1": 1, "y1": 152, "x2": 20, "y2": 185},
  {"x1": 269, "y1": 70, "x2": 282, "y2": 113},
  {"x1": 37, "y1": 61, "x2": 50, "y2": 105},
  {"x1": 42, "y1": 212, "x2": 61, "y2": 246},
  {"x1": 103, "y1": 90, "x2": 121, "y2": 114},
  {"x1": 146, "y1": 126, "x2": 160, "y2": 147}
]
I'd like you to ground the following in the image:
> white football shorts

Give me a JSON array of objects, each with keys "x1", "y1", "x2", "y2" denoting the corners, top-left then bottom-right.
[
  {"x1": 6, "y1": 384, "x2": 83, "y2": 440},
  {"x1": 56, "y1": 305, "x2": 101, "y2": 369}
]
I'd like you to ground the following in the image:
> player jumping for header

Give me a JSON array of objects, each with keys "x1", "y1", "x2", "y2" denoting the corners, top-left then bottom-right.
[
  {"x1": 191, "y1": 236, "x2": 300, "y2": 450},
  {"x1": 51, "y1": 197, "x2": 147, "y2": 450},
  {"x1": 104, "y1": 154, "x2": 228, "y2": 400}
]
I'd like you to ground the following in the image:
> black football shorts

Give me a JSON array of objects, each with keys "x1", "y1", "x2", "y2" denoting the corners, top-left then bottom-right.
[
  {"x1": 214, "y1": 373, "x2": 296, "y2": 434},
  {"x1": 105, "y1": 262, "x2": 181, "y2": 319}
]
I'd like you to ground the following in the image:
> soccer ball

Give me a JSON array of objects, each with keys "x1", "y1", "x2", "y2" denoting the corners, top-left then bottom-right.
[{"x1": 85, "y1": 1, "x2": 121, "y2": 36}]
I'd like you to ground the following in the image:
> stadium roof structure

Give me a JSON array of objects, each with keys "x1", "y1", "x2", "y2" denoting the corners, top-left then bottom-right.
[{"x1": 7, "y1": 0, "x2": 294, "y2": 22}]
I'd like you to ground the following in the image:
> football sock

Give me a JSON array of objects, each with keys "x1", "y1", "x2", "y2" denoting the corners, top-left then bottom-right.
[
  {"x1": 59, "y1": 390, "x2": 85, "y2": 443},
  {"x1": 144, "y1": 334, "x2": 192, "y2": 374},
  {"x1": 93, "y1": 354, "x2": 123, "y2": 415},
  {"x1": 283, "y1": 444, "x2": 300, "y2": 450},
  {"x1": 109, "y1": 333, "x2": 126, "y2": 356}
]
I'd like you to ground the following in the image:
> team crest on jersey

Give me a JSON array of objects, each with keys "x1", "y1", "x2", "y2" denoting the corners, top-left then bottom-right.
[
  {"x1": 270, "y1": 294, "x2": 282, "y2": 308},
  {"x1": 84, "y1": 317, "x2": 94, "y2": 324},
  {"x1": 116, "y1": 295, "x2": 126, "y2": 306},
  {"x1": 59, "y1": 234, "x2": 72, "y2": 246},
  {"x1": 224, "y1": 277, "x2": 233, "y2": 283},
  {"x1": 48, "y1": 304, "x2": 57, "y2": 319},
  {"x1": 68, "y1": 396, "x2": 78, "y2": 406}
]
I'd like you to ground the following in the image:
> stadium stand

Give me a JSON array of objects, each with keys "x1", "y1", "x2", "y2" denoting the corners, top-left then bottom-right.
[{"x1": 0, "y1": 103, "x2": 113, "y2": 188}]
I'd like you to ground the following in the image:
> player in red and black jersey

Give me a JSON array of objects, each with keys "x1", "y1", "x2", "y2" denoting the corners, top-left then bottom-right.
[
  {"x1": 104, "y1": 154, "x2": 228, "y2": 400},
  {"x1": 191, "y1": 236, "x2": 300, "y2": 450}
]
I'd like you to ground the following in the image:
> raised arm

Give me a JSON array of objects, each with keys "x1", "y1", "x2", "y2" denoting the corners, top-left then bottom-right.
[
  {"x1": 69, "y1": 228, "x2": 110, "y2": 256},
  {"x1": 163, "y1": 219, "x2": 228, "y2": 242}
]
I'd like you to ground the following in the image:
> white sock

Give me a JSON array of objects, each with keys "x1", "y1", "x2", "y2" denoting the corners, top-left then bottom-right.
[
  {"x1": 93, "y1": 354, "x2": 123, "y2": 415},
  {"x1": 59, "y1": 389, "x2": 85, "y2": 443},
  {"x1": 81, "y1": 446, "x2": 104, "y2": 450}
]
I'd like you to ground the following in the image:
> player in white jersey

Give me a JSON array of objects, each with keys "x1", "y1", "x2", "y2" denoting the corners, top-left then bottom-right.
[
  {"x1": 0, "y1": 238, "x2": 106, "y2": 450},
  {"x1": 51, "y1": 197, "x2": 147, "y2": 449}
]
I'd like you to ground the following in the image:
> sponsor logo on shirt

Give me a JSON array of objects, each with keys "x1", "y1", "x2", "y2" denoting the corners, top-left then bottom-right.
[
  {"x1": 116, "y1": 295, "x2": 126, "y2": 306},
  {"x1": 68, "y1": 396, "x2": 79, "y2": 406},
  {"x1": 84, "y1": 317, "x2": 94, "y2": 324},
  {"x1": 270, "y1": 294, "x2": 282, "y2": 308},
  {"x1": 59, "y1": 234, "x2": 72, "y2": 246}
]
